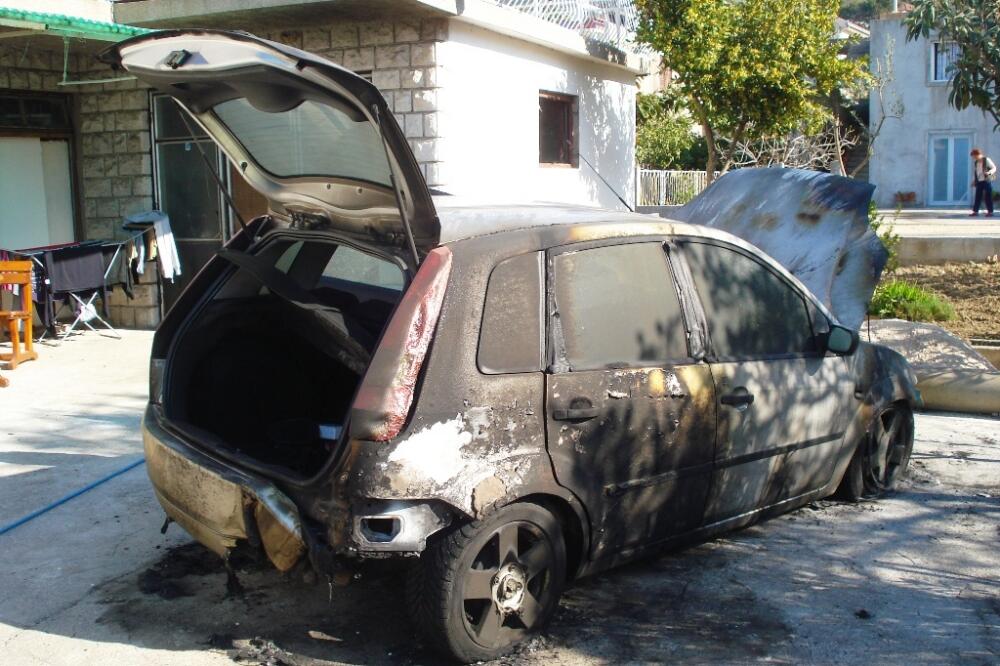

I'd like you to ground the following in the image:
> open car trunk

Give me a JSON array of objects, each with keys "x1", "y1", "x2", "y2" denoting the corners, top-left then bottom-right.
[{"x1": 162, "y1": 234, "x2": 406, "y2": 478}]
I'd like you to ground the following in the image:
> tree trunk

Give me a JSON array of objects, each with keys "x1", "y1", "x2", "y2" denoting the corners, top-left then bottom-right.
[{"x1": 691, "y1": 98, "x2": 718, "y2": 184}]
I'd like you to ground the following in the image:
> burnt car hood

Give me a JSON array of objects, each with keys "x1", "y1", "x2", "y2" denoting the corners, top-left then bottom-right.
[
  {"x1": 101, "y1": 30, "x2": 438, "y2": 265},
  {"x1": 671, "y1": 168, "x2": 885, "y2": 330}
]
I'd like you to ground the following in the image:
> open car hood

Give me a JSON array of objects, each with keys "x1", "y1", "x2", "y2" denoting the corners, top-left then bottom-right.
[
  {"x1": 101, "y1": 30, "x2": 438, "y2": 266},
  {"x1": 670, "y1": 168, "x2": 885, "y2": 330}
]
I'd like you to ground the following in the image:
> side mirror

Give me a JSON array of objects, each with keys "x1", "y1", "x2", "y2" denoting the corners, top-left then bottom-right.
[{"x1": 826, "y1": 324, "x2": 859, "y2": 355}]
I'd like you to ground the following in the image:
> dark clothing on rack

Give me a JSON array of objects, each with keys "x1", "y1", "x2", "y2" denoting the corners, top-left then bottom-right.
[
  {"x1": 103, "y1": 241, "x2": 134, "y2": 301},
  {"x1": 43, "y1": 243, "x2": 105, "y2": 293}
]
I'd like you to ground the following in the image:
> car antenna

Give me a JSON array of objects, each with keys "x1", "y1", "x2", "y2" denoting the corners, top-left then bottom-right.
[
  {"x1": 579, "y1": 153, "x2": 634, "y2": 212},
  {"x1": 374, "y1": 105, "x2": 421, "y2": 267},
  {"x1": 176, "y1": 107, "x2": 248, "y2": 232}
]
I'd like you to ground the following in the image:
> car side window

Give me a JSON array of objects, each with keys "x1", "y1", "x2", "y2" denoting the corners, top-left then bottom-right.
[
  {"x1": 551, "y1": 242, "x2": 689, "y2": 370},
  {"x1": 682, "y1": 241, "x2": 816, "y2": 358},
  {"x1": 479, "y1": 252, "x2": 544, "y2": 374},
  {"x1": 321, "y1": 245, "x2": 404, "y2": 291}
]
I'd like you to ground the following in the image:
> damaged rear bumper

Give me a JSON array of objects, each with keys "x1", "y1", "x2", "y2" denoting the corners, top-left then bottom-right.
[{"x1": 141, "y1": 405, "x2": 306, "y2": 571}]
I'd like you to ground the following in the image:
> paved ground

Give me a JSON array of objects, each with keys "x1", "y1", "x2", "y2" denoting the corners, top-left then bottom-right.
[
  {"x1": 884, "y1": 208, "x2": 1000, "y2": 238},
  {"x1": 1, "y1": 333, "x2": 998, "y2": 665}
]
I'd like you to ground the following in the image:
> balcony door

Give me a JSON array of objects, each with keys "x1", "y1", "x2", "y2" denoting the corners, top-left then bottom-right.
[{"x1": 928, "y1": 134, "x2": 972, "y2": 206}]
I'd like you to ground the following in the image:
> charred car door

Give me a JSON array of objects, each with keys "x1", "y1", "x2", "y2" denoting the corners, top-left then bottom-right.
[
  {"x1": 680, "y1": 240, "x2": 855, "y2": 525},
  {"x1": 544, "y1": 240, "x2": 716, "y2": 560}
]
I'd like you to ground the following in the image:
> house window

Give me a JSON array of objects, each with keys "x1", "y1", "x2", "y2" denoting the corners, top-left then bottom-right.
[
  {"x1": 539, "y1": 91, "x2": 577, "y2": 166},
  {"x1": 931, "y1": 41, "x2": 960, "y2": 82},
  {"x1": 0, "y1": 92, "x2": 71, "y2": 133}
]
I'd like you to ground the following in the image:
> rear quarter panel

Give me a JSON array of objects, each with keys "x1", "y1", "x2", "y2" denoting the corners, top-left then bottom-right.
[{"x1": 347, "y1": 231, "x2": 576, "y2": 519}]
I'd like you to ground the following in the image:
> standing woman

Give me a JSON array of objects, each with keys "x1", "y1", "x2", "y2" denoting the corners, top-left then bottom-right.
[{"x1": 970, "y1": 148, "x2": 997, "y2": 217}]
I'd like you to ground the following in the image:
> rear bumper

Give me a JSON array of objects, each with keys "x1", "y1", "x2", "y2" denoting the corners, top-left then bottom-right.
[{"x1": 141, "y1": 405, "x2": 306, "y2": 571}]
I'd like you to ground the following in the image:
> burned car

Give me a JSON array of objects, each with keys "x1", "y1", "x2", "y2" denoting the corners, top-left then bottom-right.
[{"x1": 104, "y1": 31, "x2": 919, "y2": 663}]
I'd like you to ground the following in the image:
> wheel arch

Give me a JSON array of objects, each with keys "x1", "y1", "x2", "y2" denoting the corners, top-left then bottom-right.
[{"x1": 512, "y1": 492, "x2": 589, "y2": 582}]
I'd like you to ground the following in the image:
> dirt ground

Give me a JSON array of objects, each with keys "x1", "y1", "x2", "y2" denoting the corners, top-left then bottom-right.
[{"x1": 893, "y1": 262, "x2": 1000, "y2": 340}]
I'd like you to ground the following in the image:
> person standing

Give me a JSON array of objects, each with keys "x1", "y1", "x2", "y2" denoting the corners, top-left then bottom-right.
[{"x1": 970, "y1": 148, "x2": 996, "y2": 217}]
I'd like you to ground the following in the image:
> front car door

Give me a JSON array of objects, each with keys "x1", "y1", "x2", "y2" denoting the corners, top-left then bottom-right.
[
  {"x1": 544, "y1": 240, "x2": 716, "y2": 561},
  {"x1": 679, "y1": 240, "x2": 855, "y2": 526}
]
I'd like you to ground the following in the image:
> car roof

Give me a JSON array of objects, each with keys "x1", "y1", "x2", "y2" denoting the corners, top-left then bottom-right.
[{"x1": 435, "y1": 197, "x2": 739, "y2": 247}]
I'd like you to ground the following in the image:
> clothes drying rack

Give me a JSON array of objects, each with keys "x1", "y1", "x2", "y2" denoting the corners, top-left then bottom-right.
[{"x1": 11, "y1": 226, "x2": 155, "y2": 342}]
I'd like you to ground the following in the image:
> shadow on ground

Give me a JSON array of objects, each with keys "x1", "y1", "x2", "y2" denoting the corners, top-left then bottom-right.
[{"x1": 86, "y1": 474, "x2": 999, "y2": 665}]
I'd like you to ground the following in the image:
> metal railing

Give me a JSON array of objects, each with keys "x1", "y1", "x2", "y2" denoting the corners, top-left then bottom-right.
[
  {"x1": 489, "y1": 0, "x2": 644, "y2": 53},
  {"x1": 637, "y1": 169, "x2": 713, "y2": 206}
]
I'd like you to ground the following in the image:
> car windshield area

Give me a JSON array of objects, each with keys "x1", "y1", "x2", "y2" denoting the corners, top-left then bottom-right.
[{"x1": 214, "y1": 97, "x2": 392, "y2": 186}]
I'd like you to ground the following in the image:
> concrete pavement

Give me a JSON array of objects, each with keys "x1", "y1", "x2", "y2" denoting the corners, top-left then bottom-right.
[
  {"x1": 883, "y1": 208, "x2": 1000, "y2": 264},
  {"x1": 1, "y1": 332, "x2": 998, "y2": 665}
]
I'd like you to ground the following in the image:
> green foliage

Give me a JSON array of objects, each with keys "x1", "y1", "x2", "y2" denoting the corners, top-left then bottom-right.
[
  {"x1": 869, "y1": 280, "x2": 955, "y2": 321},
  {"x1": 635, "y1": 93, "x2": 708, "y2": 169},
  {"x1": 635, "y1": 0, "x2": 869, "y2": 176},
  {"x1": 839, "y1": 0, "x2": 895, "y2": 21},
  {"x1": 868, "y1": 201, "x2": 901, "y2": 274},
  {"x1": 905, "y1": 0, "x2": 1000, "y2": 126}
]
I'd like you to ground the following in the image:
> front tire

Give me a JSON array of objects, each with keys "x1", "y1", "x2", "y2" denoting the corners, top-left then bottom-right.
[
  {"x1": 407, "y1": 502, "x2": 567, "y2": 663},
  {"x1": 836, "y1": 403, "x2": 914, "y2": 501}
]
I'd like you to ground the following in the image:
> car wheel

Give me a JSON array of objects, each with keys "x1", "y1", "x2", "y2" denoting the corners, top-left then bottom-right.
[
  {"x1": 863, "y1": 403, "x2": 914, "y2": 496},
  {"x1": 407, "y1": 502, "x2": 567, "y2": 663}
]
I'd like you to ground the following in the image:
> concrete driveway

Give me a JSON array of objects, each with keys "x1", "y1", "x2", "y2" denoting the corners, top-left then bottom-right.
[{"x1": 1, "y1": 333, "x2": 998, "y2": 665}]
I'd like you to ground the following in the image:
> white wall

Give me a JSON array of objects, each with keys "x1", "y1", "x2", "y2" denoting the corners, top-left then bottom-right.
[
  {"x1": 869, "y1": 16, "x2": 1000, "y2": 207},
  {"x1": 0, "y1": 138, "x2": 75, "y2": 250},
  {"x1": 436, "y1": 20, "x2": 636, "y2": 210}
]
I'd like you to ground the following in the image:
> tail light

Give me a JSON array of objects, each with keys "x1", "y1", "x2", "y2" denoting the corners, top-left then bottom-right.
[{"x1": 350, "y1": 246, "x2": 452, "y2": 441}]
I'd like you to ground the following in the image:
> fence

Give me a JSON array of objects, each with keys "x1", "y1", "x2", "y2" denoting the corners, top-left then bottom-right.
[{"x1": 637, "y1": 170, "x2": 713, "y2": 206}]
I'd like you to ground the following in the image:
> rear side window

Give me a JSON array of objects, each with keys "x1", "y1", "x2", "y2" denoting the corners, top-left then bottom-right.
[
  {"x1": 551, "y1": 242, "x2": 689, "y2": 370},
  {"x1": 479, "y1": 252, "x2": 544, "y2": 374},
  {"x1": 683, "y1": 241, "x2": 816, "y2": 358},
  {"x1": 322, "y1": 245, "x2": 404, "y2": 291}
]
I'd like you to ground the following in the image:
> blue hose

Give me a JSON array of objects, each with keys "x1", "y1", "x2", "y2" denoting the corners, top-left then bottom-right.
[{"x1": 0, "y1": 458, "x2": 146, "y2": 536}]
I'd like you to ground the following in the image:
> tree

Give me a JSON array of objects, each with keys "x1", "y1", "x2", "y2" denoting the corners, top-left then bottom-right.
[
  {"x1": 635, "y1": 92, "x2": 707, "y2": 169},
  {"x1": 839, "y1": 0, "x2": 895, "y2": 22},
  {"x1": 635, "y1": 0, "x2": 868, "y2": 181},
  {"x1": 905, "y1": 0, "x2": 1000, "y2": 126}
]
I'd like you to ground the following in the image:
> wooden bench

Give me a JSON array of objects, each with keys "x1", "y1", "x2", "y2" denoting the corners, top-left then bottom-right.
[{"x1": 0, "y1": 261, "x2": 39, "y2": 370}]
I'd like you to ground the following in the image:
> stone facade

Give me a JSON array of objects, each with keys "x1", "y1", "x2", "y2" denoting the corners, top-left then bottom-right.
[
  {"x1": 1, "y1": 42, "x2": 157, "y2": 327},
  {"x1": 2, "y1": 16, "x2": 446, "y2": 329}
]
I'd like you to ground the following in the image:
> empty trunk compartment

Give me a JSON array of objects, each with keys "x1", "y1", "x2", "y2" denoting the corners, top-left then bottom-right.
[{"x1": 162, "y1": 235, "x2": 406, "y2": 478}]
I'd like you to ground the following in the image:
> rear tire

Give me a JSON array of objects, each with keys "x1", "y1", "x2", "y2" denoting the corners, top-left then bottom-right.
[{"x1": 407, "y1": 502, "x2": 566, "y2": 663}]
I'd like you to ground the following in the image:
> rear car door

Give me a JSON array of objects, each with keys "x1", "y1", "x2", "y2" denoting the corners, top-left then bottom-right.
[
  {"x1": 544, "y1": 240, "x2": 716, "y2": 560},
  {"x1": 680, "y1": 240, "x2": 855, "y2": 524}
]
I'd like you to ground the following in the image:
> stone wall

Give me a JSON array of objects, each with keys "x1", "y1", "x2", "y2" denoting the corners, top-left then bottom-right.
[
  {"x1": 2, "y1": 16, "x2": 446, "y2": 330},
  {"x1": 249, "y1": 17, "x2": 447, "y2": 186},
  {"x1": 1, "y1": 42, "x2": 159, "y2": 328}
]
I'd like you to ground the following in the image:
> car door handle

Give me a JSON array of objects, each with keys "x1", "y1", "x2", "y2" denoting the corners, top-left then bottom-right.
[
  {"x1": 552, "y1": 407, "x2": 600, "y2": 421},
  {"x1": 720, "y1": 392, "x2": 755, "y2": 408}
]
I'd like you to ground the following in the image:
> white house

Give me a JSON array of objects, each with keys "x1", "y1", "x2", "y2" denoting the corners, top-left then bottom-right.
[
  {"x1": 868, "y1": 10, "x2": 1000, "y2": 207},
  {"x1": 1, "y1": 0, "x2": 650, "y2": 326}
]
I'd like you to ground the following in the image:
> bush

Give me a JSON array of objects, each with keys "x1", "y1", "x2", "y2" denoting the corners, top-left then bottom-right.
[
  {"x1": 868, "y1": 201, "x2": 901, "y2": 274},
  {"x1": 868, "y1": 280, "x2": 954, "y2": 321}
]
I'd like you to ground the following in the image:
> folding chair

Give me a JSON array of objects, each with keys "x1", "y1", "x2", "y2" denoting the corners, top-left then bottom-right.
[{"x1": 0, "y1": 261, "x2": 39, "y2": 369}]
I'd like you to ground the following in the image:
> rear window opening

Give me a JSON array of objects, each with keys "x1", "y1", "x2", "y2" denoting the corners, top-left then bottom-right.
[{"x1": 163, "y1": 235, "x2": 406, "y2": 478}]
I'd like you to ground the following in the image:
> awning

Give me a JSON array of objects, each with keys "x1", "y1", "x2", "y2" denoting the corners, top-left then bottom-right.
[{"x1": 0, "y1": 7, "x2": 151, "y2": 42}]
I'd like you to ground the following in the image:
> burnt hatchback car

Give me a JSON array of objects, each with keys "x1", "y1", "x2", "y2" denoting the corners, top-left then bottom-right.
[{"x1": 104, "y1": 31, "x2": 919, "y2": 663}]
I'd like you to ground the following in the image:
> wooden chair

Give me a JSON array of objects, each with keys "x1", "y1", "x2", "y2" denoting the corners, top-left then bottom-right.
[{"x1": 0, "y1": 261, "x2": 39, "y2": 370}]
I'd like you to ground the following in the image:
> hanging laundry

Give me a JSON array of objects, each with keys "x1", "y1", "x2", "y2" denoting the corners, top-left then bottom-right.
[{"x1": 124, "y1": 211, "x2": 182, "y2": 282}]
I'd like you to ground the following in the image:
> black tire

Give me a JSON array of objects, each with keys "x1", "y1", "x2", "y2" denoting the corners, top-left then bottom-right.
[
  {"x1": 862, "y1": 403, "x2": 914, "y2": 495},
  {"x1": 407, "y1": 502, "x2": 567, "y2": 663},
  {"x1": 836, "y1": 403, "x2": 914, "y2": 501}
]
